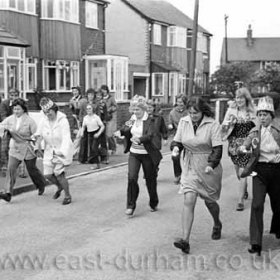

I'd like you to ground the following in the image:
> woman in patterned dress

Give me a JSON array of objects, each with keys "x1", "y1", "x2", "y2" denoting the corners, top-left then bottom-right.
[
  {"x1": 222, "y1": 87, "x2": 256, "y2": 211},
  {"x1": 172, "y1": 97, "x2": 223, "y2": 254}
]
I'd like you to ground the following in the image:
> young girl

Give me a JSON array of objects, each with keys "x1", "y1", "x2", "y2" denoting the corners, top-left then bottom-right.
[{"x1": 81, "y1": 104, "x2": 105, "y2": 169}]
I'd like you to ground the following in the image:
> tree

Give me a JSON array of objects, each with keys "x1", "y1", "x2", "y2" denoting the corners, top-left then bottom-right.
[
  {"x1": 250, "y1": 62, "x2": 280, "y2": 93},
  {"x1": 210, "y1": 62, "x2": 255, "y2": 96}
]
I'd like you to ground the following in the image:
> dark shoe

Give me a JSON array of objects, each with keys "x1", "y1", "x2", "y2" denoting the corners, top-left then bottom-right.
[
  {"x1": 275, "y1": 232, "x2": 280, "y2": 239},
  {"x1": 0, "y1": 193, "x2": 12, "y2": 202},
  {"x1": 174, "y1": 176, "x2": 181, "y2": 185},
  {"x1": 38, "y1": 186, "x2": 45, "y2": 196},
  {"x1": 173, "y1": 239, "x2": 190, "y2": 254},
  {"x1": 53, "y1": 190, "x2": 61, "y2": 200},
  {"x1": 212, "y1": 223, "x2": 222, "y2": 240},
  {"x1": 150, "y1": 206, "x2": 158, "y2": 212},
  {"x1": 236, "y1": 203, "x2": 244, "y2": 211},
  {"x1": 125, "y1": 208, "x2": 134, "y2": 216},
  {"x1": 248, "y1": 244, "x2": 262, "y2": 256},
  {"x1": 19, "y1": 173, "x2": 27, "y2": 178},
  {"x1": 244, "y1": 191, "x2": 249, "y2": 200},
  {"x1": 90, "y1": 164, "x2": 100, "y2": 170},
  {"x1": 62, "y1": 197, "x2": 72, "y2": 205},
  {"x1": 101, "y1": 160, "x2": 109, "y2": 165}
]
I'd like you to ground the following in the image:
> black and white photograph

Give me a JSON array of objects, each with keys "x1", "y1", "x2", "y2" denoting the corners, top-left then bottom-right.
[{"x1": 0, "y1": 0, "x2": 280, "y2": 279}]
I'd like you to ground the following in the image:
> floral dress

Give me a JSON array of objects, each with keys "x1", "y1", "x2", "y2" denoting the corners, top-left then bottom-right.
[{"x1": 227, "y1": 111, "x2": 255, "y2": 167}]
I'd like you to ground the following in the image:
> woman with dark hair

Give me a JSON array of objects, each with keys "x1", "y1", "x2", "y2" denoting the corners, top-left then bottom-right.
[
  {"x1": 239, "y1": 96, "x2": 280, "y2": 256},
  {"x1": 35, "y1": 98, "x2": 73, "y2": 205},
  {"x1": 222, "y1": 87, "x2": 256, "y2": 211},
  {"x1": 0, "y1": 98, "x2": 46, "y2": 202},
  {"x1": 69, "y1": 86, "x2": 86, "y2": 117},
  {"x1": 100, "y1": 85, "x2": 117, "y2": 155},
  {"x1": 171, "y1": 97, "x2": 223, "y2": 254},
  {"x1": 168, "y1": 94, "x2": 188, "y2": 184}
]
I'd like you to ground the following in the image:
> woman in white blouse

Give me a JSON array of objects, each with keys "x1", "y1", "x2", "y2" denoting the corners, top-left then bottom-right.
[
  {"x1": 120, "y1": 96, "x2": 162, "y2": 216},
  {"x1": 240, "y1": 96, "x2": 280, "y2": 256},
  {"x1": 81, "y1": 103, "x2": 104, "y2": 169}
]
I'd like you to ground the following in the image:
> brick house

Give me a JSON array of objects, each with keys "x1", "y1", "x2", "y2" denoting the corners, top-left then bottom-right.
[
  {"x1": 220, "y1": 25, "x2": 280, "y2": 94},
  {"x1": 0, "y1": 0, "x2": 128, "y2": 108},
  {"x1": 106, "y1": 0, "x2": 212, "y2": 104}
]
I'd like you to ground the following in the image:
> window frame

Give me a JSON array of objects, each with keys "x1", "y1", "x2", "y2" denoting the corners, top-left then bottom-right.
[
  {"x1": 25, "y1": 57, "x2": 37, "y2": 92},
  {"x1": 41, "y1": 0, "x2": 79, "y2": 23},
  {"x1": 0, "y1": 0, "x2": 36, "y2": 15},
  {"x1": 167, "y1": 26, "x2": 187, "y2": 48},
  {"x1": 85, "y1": 1, "x2": 98, "y2": 29},
  {"x1": 152, "y1": 72, "x2": 166, "y2": 97},
  {"x1": 153, "y1": 24, "x2": 162, "y2": 45},
  {"x1": 43, "y1": 59, "x2": 80, "y2": 92}
]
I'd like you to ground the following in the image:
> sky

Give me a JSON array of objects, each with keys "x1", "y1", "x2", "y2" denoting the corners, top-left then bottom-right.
[{"x1": 167, "y1": 0, "x2": 280, "y2": 74}]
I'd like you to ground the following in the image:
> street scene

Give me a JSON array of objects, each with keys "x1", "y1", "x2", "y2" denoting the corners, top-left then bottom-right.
[
  {"x1": 1, "y1": 153, "x2": 280, "y2": 280},
  {"x1": 1, "y1": 0, "x2": 280, "y2": 279}
]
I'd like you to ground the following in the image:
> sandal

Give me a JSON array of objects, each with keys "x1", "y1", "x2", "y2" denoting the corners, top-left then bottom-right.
[{"x1": 62, "y1": 197, "x2": 72, "y2": 205}]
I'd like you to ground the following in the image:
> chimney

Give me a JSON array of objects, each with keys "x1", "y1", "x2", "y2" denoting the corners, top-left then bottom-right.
[{"x1": 247, "y1": 24, "x2": 253, "y2": 47}]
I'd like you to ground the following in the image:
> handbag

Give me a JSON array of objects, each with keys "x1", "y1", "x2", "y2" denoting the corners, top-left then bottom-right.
[{"x1": 240, "y1": 127, "x2": 261, "y2": 178}]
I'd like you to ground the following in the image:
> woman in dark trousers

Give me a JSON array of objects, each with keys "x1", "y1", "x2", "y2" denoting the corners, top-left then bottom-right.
[
  {"x1": 120, "y1": 96, "x2": 162, "y2": 216},
  {"x1": 239, "y1": 96, "x2": 280, "y2": 256},
  {"x1": 0, "y1": 98, "x2": 46, "y2": 202}
]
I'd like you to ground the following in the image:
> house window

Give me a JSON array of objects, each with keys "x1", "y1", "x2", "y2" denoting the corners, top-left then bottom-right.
[
  {"x1": 86, "y1": 1, "x2": 98, "y2": 29},
  {"x1": 26, "y1": 58, "x2": 37, "y2": 91},
  {"x1": 41, "y1": 0, "x2": 79, "y2": 23},
  {"x1": 0, "y1": 0, "x2": 36, "y2": 14},
  {"x1": 86, "y1": 56, "x2": 129, "y2": 101},
  {"x1": 153, "y1": 24, "x2": 162, "y2": 45},
  {"x1": 167, "y1": 26, "x2": 186, "y2": 48},
  {"x1": 169, "y1": 72, "x2": 178, "y2": 97},
  {"x1": 197, "y1": 32, "x2": 208, "y2": 53},
  {"x1": 178, "y1": 74, "x2": 186, "y2": 95},
  {"x1": 152, "y1": 73, "x2": 166, "y2": 96},
  {"x1": 43, "y1": 60, "x2": 79, "y2": 91}
]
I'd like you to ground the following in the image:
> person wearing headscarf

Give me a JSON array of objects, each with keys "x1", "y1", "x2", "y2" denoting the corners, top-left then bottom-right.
[
  {"x1": 120, "y1": 96, "x2": 162, "y2": 216},
  {"x1": 35, "y1": 98, "x2": 74, "y2": 205},
  {"x1": 239, "y1": 96, "x2": 280, "y2": 256},
  {"x1": 0, "y1": 98, "x2": 46, "y2": 202}
]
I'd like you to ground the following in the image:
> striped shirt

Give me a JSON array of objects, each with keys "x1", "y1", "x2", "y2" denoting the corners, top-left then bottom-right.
[{"x1": 130, "y1": 112, "x2": 148, "y2": 154}]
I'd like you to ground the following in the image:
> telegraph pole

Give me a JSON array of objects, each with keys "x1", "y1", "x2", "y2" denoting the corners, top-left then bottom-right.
[
  {"x1": 187, "y1": 0, "x2": 199, "y2": 98},
  {"x1": 224, "y1": 14, "x2": 228, "y2": 63}
]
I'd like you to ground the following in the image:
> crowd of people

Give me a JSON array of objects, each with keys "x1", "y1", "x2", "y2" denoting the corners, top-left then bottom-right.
[{"x1": 0, "y1": 85, "x2": 279, "y2": 257}]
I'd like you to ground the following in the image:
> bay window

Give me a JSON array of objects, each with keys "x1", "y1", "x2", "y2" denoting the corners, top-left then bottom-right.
[
  {"x1": 0, "y1": 0, "x2": 36, "y2": 14},
  {"x1": 43, "y1": 60, "x2": 80, "y2": 91},
  {"x1": 41, "y1": 0, "x2": 79, "y2": 23},
  {"x1": 85, "y1": 55, "x2": 129, "y2": 101}
]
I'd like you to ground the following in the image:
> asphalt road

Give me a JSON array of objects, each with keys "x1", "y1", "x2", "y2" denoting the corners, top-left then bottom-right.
[{"x1": 0, "y1": 154, "x2": 280, "y2": 280}]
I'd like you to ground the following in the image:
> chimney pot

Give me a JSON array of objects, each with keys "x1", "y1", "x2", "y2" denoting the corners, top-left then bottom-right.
[{"x1": 247, "y1": 25, "x2": 253, "y2": 47}]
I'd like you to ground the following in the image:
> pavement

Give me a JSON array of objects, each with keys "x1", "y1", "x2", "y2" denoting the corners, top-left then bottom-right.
[
  {"x1": 0, "y1": 151, "x2": 280, "y2": 280},
  {"x1": 0, "y1": 139, "x2": 172, "y2": 196}
]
